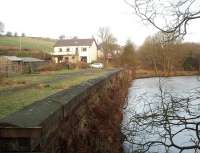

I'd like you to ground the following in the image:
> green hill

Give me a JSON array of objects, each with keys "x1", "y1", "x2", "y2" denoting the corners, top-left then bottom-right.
[{"x1": 0, "y1": 36, "x2": 56, "y2": 53}]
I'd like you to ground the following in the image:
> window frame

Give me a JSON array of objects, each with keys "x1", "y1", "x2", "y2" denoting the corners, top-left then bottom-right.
[
  {"x1": 82, "y1": 47, "x2": 87, "y2": 52},
  {"x1": 66, "y1": 48, "x2": 70, "y2": 52}
]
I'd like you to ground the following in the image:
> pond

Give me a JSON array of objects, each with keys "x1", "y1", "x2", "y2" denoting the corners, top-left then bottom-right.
[{"x1": 122, "y1": 76, "x2": 200, "y2": 153}]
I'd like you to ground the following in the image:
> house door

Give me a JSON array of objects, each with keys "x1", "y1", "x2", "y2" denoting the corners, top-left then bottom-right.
[
  {"x1": 81, "y1": 56, "x2": 87, "y2": 63},
  {"x1": 58, "y1": 56, "x2": 63, "y2": 63},
  {"x1": 64, "y1": 57, "x2": 69, "y2": 63}
]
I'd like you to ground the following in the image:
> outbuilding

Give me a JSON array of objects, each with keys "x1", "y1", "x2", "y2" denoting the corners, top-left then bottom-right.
[{"x1": 0, "y1": 56, "x2": 46, "y2": 75}]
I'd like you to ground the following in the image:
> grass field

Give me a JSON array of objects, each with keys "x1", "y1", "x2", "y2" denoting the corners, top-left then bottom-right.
[
  {"x1": 0, "y1": 69, "x2": 80, "y2": 91},
  {"x1": 0, "y1": 36, "x2": 56, "y2": 53},
  {"x1": 0, "y1": 69, "x2": 109, "y2": 119}
]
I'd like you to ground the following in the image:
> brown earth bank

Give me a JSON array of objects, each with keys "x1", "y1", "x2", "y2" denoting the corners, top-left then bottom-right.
[
  {"x1": 43, "y1": 69, "x2": 135, "y2": 153},
  {"x1": 0, "y1": 46, "x2": 51, "y2": 60},
  {"x1": 136, "y1": 69, "x2": 200, "y2": 79}
]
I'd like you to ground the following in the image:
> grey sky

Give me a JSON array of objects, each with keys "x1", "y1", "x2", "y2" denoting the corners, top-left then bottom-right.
[{"x1": 0, "y1": 0, "x2": 200, "y2": 46}]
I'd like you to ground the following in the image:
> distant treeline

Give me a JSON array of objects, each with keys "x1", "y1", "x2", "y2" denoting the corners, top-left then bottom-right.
[{"x1": 135, "y1": 34, "x2": 200, "y2": 73}]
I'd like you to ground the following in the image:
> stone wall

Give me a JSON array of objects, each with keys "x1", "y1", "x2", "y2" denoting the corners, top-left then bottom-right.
[{"x1": 0, "y1": 69, "x2": 134, "y2": 153}]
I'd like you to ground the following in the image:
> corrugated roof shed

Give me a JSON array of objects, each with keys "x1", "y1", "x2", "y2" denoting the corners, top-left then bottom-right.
[
  {"x1": 20, "y1": 57, "x2": 44, "y2": 62},
  {"x1": 2, "y1": 56, "x2": 22, "y2": 61},
  {"x1": 1, "y1": 56, "x2": 45, "y2": 62}
]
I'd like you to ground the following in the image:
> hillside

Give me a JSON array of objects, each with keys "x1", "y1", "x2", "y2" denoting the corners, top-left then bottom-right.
[{"x1": 0, "y1": 36, "x2": 56, "y2": 53}]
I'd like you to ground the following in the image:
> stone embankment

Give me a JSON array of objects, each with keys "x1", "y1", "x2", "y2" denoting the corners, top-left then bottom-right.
[{"x1": 0, "y1": 69, "x2": 134, "y2": 153}]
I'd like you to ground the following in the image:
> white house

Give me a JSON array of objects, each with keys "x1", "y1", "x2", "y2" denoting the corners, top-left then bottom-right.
[{"x1": 52, "y1": 38, "x2": 98, "y2": 63}]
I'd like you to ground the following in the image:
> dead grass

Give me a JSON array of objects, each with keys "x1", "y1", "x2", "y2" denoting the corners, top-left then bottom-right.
[
  {"x1": 136, "y1": 69, "x2": 200, "y2": 78},
  {"x1": 0, "y1": 69, "x2": 78, "y2": 91},
  {"x1": 0, "y1": 69, "x2": 107, "y2": 119}
]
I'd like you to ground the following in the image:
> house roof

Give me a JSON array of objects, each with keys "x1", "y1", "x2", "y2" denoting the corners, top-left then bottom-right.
[
  {"x1": 1, "y1": 56, "x2": 44, "y2": 62},
  {"x1": 54, "y1": 38, "x2": 96, "y2": 47}
]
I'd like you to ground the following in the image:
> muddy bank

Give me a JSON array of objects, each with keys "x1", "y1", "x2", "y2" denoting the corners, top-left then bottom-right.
[{"x1": 136, "y1": 69, "x2": 199, "y2": 79}]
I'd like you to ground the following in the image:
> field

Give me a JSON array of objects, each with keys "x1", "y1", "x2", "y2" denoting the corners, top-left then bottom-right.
[
  {"x1": 0, "y1": 69, "x2": 109, "y2": 119},
  {"x1": 0, "y1": 36, "x2": 56, "y2": 53}
]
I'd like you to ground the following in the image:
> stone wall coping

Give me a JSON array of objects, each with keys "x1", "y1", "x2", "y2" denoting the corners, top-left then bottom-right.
[{"x1": 0, "y1": 69, "x2": 121, "y2": 128}]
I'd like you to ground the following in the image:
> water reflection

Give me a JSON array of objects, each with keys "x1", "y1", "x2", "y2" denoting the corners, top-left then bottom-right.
[{"x1": 122, "y1": 76, "x2": 200, "y2": 153}]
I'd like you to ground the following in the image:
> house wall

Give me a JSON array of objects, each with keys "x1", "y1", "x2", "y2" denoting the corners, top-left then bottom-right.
[
  {"x1": 53, "y1": 42, "x2": 98, "y2": 63},
  {"x1": 87, "y1": 41, "x2": 98, "y2": 63},
  {"x1": 53, "y1": 47, "x2": 76, "y2": 55},
  {"x1": 52, "y1": 55, "x2": 77, "y2": 64}
]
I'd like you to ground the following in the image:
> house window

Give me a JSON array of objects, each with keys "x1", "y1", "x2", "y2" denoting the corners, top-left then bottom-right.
[
  {"x1": 82, "y1": 47, "x2": 87, "y2": 52},
  {"x1": 59, "y1": 48, "x2": 62, "y2": 52},
  {"x1": 66, "y1": 48, "x2": 70, "y2": 52},
  {"x1": 72, "y1": 56, "x2": 75, "y2": 59}
]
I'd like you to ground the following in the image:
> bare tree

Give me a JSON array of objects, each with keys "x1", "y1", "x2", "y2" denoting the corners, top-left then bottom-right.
[
  {"x1": 21, "y1": 33, "x2": 26, "y2": 37},
  {"x1": 59, "y1": 35, "x2": 65, "y2": 40},
  {"x1": 124, "y1": 0, "x2": 200, "y2": 40},
  {"x1": 122, "y1": 79, "x2": 200, "y2": 153},
  {"x1": 97, "y1": 27, "x2": 117, "y2": 59},
  {"x1": 6, "y1": 31, "x2": 12, "y2": 37},
  {"x1": 14, "y1": 32, "x2": 18, "y2": 37},
  {"x1": 137, "y1": 32, "x2": 182, "y2": 75},
  {"x1": 120, "y1": 40, "x2": 136, "y2": 67}
]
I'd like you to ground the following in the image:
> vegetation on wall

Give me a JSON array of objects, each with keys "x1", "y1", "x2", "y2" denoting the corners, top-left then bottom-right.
[{"x1": 43, "y1": 70, "x2": 134, "y2": 153}]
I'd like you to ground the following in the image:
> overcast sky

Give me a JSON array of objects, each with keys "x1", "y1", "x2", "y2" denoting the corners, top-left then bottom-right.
[{"x1": 1, "y1": 0, "x2": 200, "y2": 46}]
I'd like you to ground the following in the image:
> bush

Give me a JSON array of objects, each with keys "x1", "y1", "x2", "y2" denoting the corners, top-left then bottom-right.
[
  {"x1": 38, "y1": 62, "x2": 71, "y2": 72},
  {"x1": 6, "y1": 31, "x2": 12, "y2": 37},
  {"x1": 16, "y1": 51, "x2": 32, "y2": 57},
  {"x1": 183, "y1": 56, "x2": 199, "y2": 71},
  {"x1": 0, "y1": 74, "x2": 4, "y2": 82},
  {"x1": 76, "y1": 61, "x2": 89, "y2": 69},
  {"x1": 16, "y1": 51, "x2": 51, "y2": 60}
]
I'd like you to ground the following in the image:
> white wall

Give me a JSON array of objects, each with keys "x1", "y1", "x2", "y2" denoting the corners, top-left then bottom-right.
[
  {"x1": 53, "y1": 46, "x2": 76, "y2": 55},
  {"x1": 52, "y1": 41, "x2": 98, "y2": 63},
  {"x1": 88, "y1": 41, "x2": 98, "y2": 63}
]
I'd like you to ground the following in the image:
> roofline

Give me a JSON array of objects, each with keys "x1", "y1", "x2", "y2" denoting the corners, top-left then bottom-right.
[{"x1": 53, "y1": 38, "x2": 97, "y2": 47}]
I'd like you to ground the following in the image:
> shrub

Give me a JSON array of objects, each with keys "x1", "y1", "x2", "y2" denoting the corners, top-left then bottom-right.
[
  {"x1": 0, "y1": 74, "x2": 4, "y2": 82},
  {"x1": 183, "y1": 56, "x2": 199, "y2": 71},
  {"x1": 16, "y1": 51, "x2": 32, "y2": 57},
  {"x1": 38, "y1": 62, "x2": 70, "y2": 72},
  {"x1": 76, "y1": 61, "x2": 89, "y2": 69},
  {"x1": 6, "y1": 31, "x2": 12, "y2": 37}
]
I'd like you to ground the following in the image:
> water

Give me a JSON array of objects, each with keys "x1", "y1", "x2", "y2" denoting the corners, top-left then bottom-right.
[{"x1": 122, "y1": 76, "x2": 200, "y2": 153}]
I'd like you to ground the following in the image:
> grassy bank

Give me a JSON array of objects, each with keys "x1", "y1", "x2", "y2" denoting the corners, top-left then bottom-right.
[
  {"x1": 136, "y1": 69, "x2": 200, "y2": 79},
  {"x1": 0, "y1": 69, "x2": 108, "y2": 119},
  {"x1": 0, "y1": 36, "x2": 55, "y2": 53}
]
